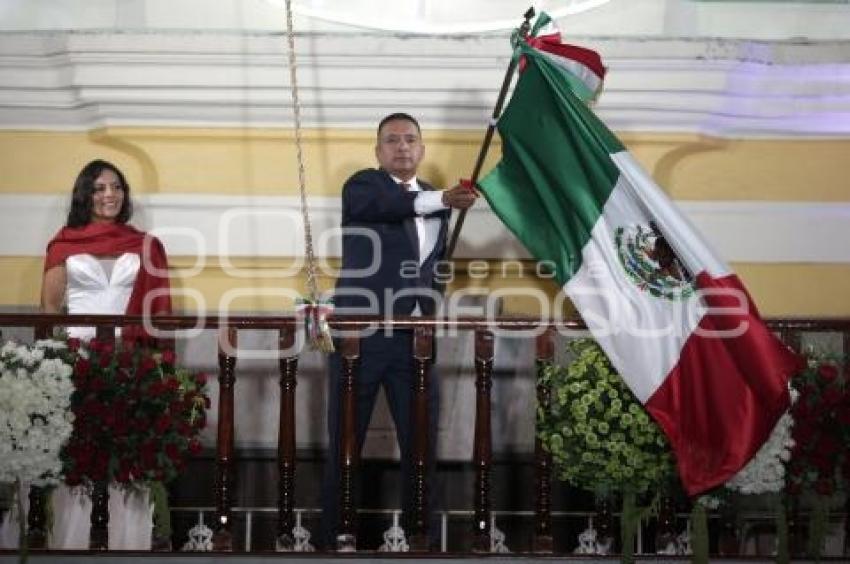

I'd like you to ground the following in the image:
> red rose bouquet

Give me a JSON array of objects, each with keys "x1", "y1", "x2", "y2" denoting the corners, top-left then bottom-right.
[
  {"x1": 786, "y1": 355, "x2": 849, "y2": 496},
  {"x1": 60, "y1": 337, "x2": 209, "y2": 487},
  {"x1": 785, "y1": 352, "x2": 849, "y2": 558}
]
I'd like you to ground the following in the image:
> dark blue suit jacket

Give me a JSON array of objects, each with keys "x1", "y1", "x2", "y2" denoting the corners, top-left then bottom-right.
[{"x1": 333, "y1": 168, "x2": 450, "y2": 317}]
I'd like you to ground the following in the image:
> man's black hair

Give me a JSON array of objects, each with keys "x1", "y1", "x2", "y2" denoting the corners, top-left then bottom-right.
[{"x1": 377, "y1": 112, "x2": 421, "y2": 138}]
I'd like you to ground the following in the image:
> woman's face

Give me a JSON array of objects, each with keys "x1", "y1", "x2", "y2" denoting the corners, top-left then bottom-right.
[{"x1": 90, "y1": 169, "x2": 125, "y2": 223}]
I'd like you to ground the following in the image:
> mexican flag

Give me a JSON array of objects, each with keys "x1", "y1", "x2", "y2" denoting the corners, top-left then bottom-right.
[{"x1": 478, "y1": 27, "x2": 799, "y2": 495}]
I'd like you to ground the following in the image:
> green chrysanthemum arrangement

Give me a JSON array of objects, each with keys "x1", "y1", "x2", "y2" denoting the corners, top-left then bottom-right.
[
  {"x1": 538, "y1": 339, "x2": 675, "y2": 559},
  {"x1": 538, "y1": 339, "x2": 674, "y2": 495}
]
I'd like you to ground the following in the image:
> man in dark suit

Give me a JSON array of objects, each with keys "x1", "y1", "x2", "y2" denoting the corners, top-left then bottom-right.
[{"x1": 320, "y1": 112, "x2": 476, "y2": 549}]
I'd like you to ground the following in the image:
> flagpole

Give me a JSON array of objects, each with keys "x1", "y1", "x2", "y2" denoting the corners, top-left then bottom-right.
[{"x1": 444, "y1": 6, "x2": 535, "y2": 260}]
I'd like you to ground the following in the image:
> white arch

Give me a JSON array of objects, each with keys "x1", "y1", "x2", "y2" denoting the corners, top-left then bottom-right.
[{"x1": 265, "y1": 0, "x2": 612, "y2": 34}]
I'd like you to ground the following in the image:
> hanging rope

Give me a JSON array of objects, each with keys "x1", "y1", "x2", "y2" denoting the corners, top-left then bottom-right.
[{"x1": 284, "y1": 0, "x2": 334, "y2": 352}]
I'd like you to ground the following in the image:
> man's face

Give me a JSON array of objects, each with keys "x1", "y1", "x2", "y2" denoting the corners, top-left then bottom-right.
[{"x1": 375, "y1": 118, "x2": 424, "y2": 182}]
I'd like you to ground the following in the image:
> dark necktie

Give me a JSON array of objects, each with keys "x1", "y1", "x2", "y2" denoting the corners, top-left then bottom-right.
[{"x1": 399, "y1": 182, "x2": 419, "y2": 260}]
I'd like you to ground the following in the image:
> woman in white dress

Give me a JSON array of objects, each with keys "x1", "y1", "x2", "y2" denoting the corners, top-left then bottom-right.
[
  {"x1": 39, "y1": 159, "x2": 172, "y2": 550},
  {"x1": 42, "y1": 159, "x2": 172, "y2": 337}
]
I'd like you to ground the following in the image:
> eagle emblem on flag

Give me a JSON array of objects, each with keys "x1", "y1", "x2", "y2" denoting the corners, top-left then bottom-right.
[{"x1": 615, "y1": 222, "x2": 694, "y2": 301}]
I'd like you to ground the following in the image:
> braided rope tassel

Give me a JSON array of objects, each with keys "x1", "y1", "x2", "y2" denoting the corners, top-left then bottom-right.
[{"x1": 285, "y1": 0, "x2": 334, "y2": 353}]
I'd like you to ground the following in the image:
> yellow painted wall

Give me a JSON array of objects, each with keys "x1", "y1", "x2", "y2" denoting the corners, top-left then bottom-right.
[
  {"x1": 1, "y1": 128, "x2": 848, "y2": 317},
  {"x1": 619, "y1": 135, "x2": 850, "y2": 202},
  {"x1": 0, "y1": 128, "x2": 498, "y2": 196},
  {"x1": 1, "y1": 129, "x2": 849, "y2": 200}
]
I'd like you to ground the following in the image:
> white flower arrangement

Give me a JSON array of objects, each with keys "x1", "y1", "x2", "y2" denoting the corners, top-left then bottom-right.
[
  {"x1": 724, "y1": 389, "x2": 798, "y2": 495},
  {"x1": 0, "y1": 339, "x2": 75, "y2": 486}
]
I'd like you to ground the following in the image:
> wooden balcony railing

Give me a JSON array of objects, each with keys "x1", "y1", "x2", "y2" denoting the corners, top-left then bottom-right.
[{"x1": 1, "y1": 313, "x2": 848, "y2": 554}]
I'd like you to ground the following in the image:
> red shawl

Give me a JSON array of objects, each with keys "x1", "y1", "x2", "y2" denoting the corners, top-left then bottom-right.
[{"x1": 45, "y1": 222, "x2": 172, "y2": 319}]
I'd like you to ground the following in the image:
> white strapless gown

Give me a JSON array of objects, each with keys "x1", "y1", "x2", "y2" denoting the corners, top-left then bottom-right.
[
  {"x1": 1, "y1": 253, "x2": 154, "y2": 550},
  {"x1": 65, "y1": 253, "x2": 140, "y2": 340}
]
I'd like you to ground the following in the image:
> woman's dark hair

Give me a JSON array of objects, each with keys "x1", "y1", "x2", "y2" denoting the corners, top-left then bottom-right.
[{"x1": 66, "y1": 159, "x2": 133, "y2": 227}]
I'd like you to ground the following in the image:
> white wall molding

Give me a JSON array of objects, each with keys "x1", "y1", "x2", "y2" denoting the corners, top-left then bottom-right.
[
  {"x1": 3, "y1": 0, "x2": 850, "y2": 40},
  {"x1": 0, "y1": 30, "x2": 848, "y2": 136},
  {"x1": 3, "y1": 193, "x2": 848, "y2": 264}
]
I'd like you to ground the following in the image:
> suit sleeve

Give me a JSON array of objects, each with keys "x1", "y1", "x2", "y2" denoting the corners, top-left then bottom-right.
[{"x1": 342, "y1": 170, "x2": 418, "y2": 222}]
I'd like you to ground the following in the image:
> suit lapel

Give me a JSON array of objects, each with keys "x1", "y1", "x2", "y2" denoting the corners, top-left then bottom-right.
[
  {"x1": 403, "y1": 216, "x2": 419, "y2": 263},
  {"x1": 383, "y1": 170, "x2": 419, "y2": 261},
  {"x1": 418, "y1": 179, "x2": 451, "y2": 263}
]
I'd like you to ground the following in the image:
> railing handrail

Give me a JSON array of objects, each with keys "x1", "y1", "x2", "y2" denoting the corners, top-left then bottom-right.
[
  {"x1": 5, "y1": 310, "x2": 847, "y2": 552},
  {"x1": 2, "y1": 312, "x2": 850, "y2": 331}
]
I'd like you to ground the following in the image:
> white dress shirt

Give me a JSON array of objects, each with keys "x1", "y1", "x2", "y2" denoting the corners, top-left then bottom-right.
[
  {"x1": 392, "y1": 175, "x2": 449, "y2": 316},
  {"x1": 392, "y1": 175, "x2": 447, "y2": 266}
]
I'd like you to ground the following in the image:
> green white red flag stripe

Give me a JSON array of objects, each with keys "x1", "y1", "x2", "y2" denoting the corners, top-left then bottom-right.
[
  {"x1": 522, "y1": 11, "x2": 605, "y2": 102},
  {"x1": 478, "y1": 37, "x2": 798, "y2": 495}
]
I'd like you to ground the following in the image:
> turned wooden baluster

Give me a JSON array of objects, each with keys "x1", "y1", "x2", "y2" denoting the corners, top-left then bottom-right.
[
  {"x1": 409, "y1": 327, "x2": 434, "y2": 551},
  {"x1": 655, "y1": 493, "x2": 677, "y2": 552},
  {"x1": 27, "y1": 324, "x2": 53, "y2": 548},
  {"x1": 337, "y1": 335, "x2": 360, "y2": 551},
  {"x1": 845, "y1": 488, "x2": 850, "y2": 558},
  {"x1": 276, "y1": 326, "x2": 298, "y2": 550},
  {"x1": 33, "y1": 323, "x2": 52, "y2": 341},
  {"x1": 89, "y1": 324, "x2": 115, "y2": 550},
  {"x1": 89, "y1": 480, "x2": 110, "y2": 550},
  {"x1": 779, "y1": 327, "x2": 802, "y2": 355},
  {"x1": 786, "y1": 494, "x2": 805, "y2": 557},
  {"x1": 843, "y1": 331, "x2": 850, "y2": 556},
  {"x1": 472, "y1": 330, "x2": 494, "y2": 552},
  {"x1": 213, "y1": 327, "x2": 237, "y2": 551},
  {"x1": 26, "y1": 486, "x2": 48, "y2": 549},
  {"x1": 532, "y1": 328, "x2": 554, "y2": 552}
]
